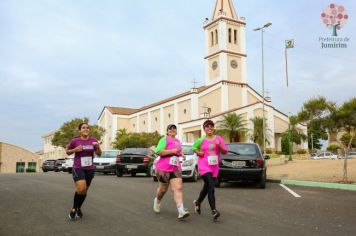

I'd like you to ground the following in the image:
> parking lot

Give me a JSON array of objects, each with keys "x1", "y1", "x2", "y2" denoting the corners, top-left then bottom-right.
[{"x1": 1, "y1": 172, "x2": 356, "y2": 236}]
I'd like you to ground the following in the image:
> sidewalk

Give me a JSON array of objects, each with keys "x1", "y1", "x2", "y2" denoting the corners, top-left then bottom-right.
[{"x1": 267, "y1": 158, "x2": 356, "y2": 184}]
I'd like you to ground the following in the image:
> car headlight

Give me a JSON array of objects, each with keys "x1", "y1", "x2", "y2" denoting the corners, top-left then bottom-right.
[{"x1": 182, "y1": 159, "x2": 194, "y2": 167}]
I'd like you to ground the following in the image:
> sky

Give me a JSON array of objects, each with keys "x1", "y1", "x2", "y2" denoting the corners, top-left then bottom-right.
[{"x1": 0, "y1": 0, "x2": 355, "y2": 152}]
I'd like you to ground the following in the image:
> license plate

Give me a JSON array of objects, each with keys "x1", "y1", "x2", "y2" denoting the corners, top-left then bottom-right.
[
  {"x1": 96, "y1": 166, "x2": 104, "y2": 169},
  {"x1": 232, "y1": 161, "x2": 246, "y2": 168},
  {"x1": 126, "y1": 165, "x2": 137, "y2": 169}
]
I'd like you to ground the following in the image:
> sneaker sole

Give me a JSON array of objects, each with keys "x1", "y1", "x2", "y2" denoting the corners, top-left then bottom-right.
[
  {"x1": 193, "y1": 201, "x2": 201, "y2": 214},
  {"x1": 178, "y1": 212, "x2": 190, "y2": 220}
]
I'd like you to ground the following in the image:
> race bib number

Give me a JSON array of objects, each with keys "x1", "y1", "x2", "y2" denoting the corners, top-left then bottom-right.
[
  {"x1": 81, "y1": 156, "x2": 93, "y2": 167},
  {"x1": 208, "y1": 155, "x2": 218, "y2": 165},
  {"x1": 169, "y1": 156, "x2": 179, "y2": 166}
]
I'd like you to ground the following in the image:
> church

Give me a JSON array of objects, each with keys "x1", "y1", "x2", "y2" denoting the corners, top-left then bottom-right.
[{"x1": 98, "y1": 0, "x2": 308, "y2": 151}]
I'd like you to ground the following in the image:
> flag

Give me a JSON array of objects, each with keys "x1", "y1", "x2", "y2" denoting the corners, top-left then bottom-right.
[{"x1": 285, "y1": 39, "x2": 294, "y2": 49}]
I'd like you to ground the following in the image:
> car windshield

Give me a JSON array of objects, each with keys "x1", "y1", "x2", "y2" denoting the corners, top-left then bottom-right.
[
  {"x1": 182, "y1": 145, "x2": 194, "y2": 155},
  {"x1": 98, "y1": 150, "x2": 119, "y2": 158},
  {"x1": 227, "y1": 144, "x2": 258, "y2": 155},
  {"x1": 121, "y1": 148, "x2": 147, "y2": 155}
]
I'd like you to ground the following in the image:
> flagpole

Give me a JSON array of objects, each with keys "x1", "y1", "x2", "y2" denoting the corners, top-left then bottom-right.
[
  {"x1": 285, "y1": 40, "x2": 293, "y2": 161},
  {"x1": 286, "y1": 47, "x2": 292, "y2": 161}
]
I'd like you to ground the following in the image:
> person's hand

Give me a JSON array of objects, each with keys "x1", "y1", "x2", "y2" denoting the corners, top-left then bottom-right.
[
  {"x1": 171, "y1": 148, "x2": 179, "y2": 155},
  {"x1": 215, "y1": 140, "x2": 221, "y2": 148},
  {"x1": 196, "y1": 150, "x2": 204, "y2": 157},
  {"x1": 92, "y1": 142, "x2": 100, "y2": 148},
  {"x1": 74, "y1": 145, "x2": 83, "y2": 153}
]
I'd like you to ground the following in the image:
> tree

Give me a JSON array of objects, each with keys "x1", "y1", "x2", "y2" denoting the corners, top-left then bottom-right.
[
  {"x1": 112, "y1": 131, "x2": 161, "y2": 150},
  {"x1": 216, "y1": 113, "x2": 248, "y2": 143},
  {"x1": 249, "y1": 116, "x2": 271, "y2": 151},
  {"x1": 281, "y1": 116, "x2": 307, "y2": 154},
  {"x1": 51, "y1": 117, "x2": 105, "y2": 148},
  {"x1": 321, "y1": 4, "x2": 348, "y2": 37}
]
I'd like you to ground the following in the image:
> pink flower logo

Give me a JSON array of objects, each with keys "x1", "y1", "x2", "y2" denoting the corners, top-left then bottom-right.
[{"x1": 321, "y1": 3, "x2": 348, "y2": 36}]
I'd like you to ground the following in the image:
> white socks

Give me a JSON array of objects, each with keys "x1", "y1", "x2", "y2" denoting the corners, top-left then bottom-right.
[{"x1": 177, "y1": 203, "x2": 185, "y2": 213}]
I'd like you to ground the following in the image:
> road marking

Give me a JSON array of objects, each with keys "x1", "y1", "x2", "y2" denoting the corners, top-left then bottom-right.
[{"x1": 279, "y1": 184, "x2": 301, "y2": 198}]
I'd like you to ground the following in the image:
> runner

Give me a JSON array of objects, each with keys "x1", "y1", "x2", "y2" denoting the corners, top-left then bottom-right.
[
  {"x1": 66, "y1": 122, "x2": 102, "y2": 220},
  {"x1": 192, "y1": 119, "x2": 228, "y2": 221},
  {"x1": 152, "y1": 124, "x2": 190, "y2": 220}
]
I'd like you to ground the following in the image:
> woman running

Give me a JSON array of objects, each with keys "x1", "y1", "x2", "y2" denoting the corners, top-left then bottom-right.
[
  {"x1": 192, "y1": 119, "x2": 228, "y2": 221},
  {"x1": 66, "y1": 122, "x2": 102, "y2": 220},
  {"x1": 153, "y1": 124, "x2": 190, "y2": 220}
]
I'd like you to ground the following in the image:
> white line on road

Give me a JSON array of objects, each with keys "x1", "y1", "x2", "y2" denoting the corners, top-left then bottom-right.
[{"x1": 280, "y1": 184, "x2": 301, "y2": 198}]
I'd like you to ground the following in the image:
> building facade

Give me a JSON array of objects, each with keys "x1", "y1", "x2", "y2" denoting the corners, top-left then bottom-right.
[
  {"x1": 42, "y1": 131, "x2": 67, "y2": 160},
  {"x1": 98, "y1": 0, "x2": 308, "y2": 151},
  {"x1": 0, "y1": 142, "x2": 41, "y2": 173}
]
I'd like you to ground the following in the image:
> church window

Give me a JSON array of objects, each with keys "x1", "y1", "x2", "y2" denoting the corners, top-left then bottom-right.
[
  {"x1": 215, "y1": 29, "x2": 218, "y2": 44},
  {"x1": 234, "y1": 29, "x2": 237, "y2": 44},
  {"x1": 155, "y1": 117, "x2": 158, "y2": 122},
  {"x1": 228, "y1": 28, "x2": 232, "y2": 43},
  {"x1": 168, "y1": 113, "x2": 171, "y2": 118},
  {"x1": 184, "y1": 109, "x2": 187, "y2": 114},
  {"x1": 211, "y1": 32, "x2": 214, "y2": 46}
]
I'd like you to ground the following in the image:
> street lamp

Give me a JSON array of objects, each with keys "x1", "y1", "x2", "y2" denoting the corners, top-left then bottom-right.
[{"x1": 253, "y1": 23, "x2": 272, "y2": 156}]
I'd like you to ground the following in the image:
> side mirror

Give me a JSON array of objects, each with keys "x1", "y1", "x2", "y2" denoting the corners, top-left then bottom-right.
[{"x1": 264, "y1": 155, "x2": 271, "y2": 160}]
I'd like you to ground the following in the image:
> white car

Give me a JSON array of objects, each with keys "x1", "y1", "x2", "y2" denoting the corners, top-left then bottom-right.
[
  {"x1": 312, "y1": 152, "x2": 338, "y2": 160},
  {"x1": 63, "y1": 154, "x2": 74, "y2": 173},
  {"x1": 93, "y1": 150, "x2": 120, "y2": 174},
  {"x1": 151, "y1": 144, "x2": 199, "y2": 182}
]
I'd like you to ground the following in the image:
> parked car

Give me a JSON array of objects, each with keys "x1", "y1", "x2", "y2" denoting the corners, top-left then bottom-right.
[
  {"x1": 94, "y1": 150, "x2": 120, "y2": 174},
  {"x1": 151, "y1": 144, "x2": 199, "y2": 182},
  {"x1": 311, "y1": 152, "x2": 338, "y2": 160},
  {"x1": 54, "y1": 159, "x2": 66, "y2": 172},
  {"x1": 347, "y1": 152, "x2": 356, "y2": 159},
  {"x1": 63, "y1": 155, "x2": 74, "y2": 173},
  {"x1": 216, "y1": 143, "x2": 270, "y2": 188},
  {"x1": 116, "y1": 148, "x2": 154, "y2": 177},
  {"x1": 42, "y1": 160, "x2": 57, "y2": 172},
  {"x1": 310, "y1": 153, "x2": 318, "y2": 159}
]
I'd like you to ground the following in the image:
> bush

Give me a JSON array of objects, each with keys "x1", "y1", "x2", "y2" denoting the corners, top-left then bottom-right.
[
  {"x1": 26, "y1": 168, "x2": 36, "y2": 173},
  {"x1": 113, "y1": 130, "x2": 162, "y2": 150},
  {"x1": 327, "y1": 144, "x2": 340, "y2": 152},
  {"x1": 297, "y1": 149, "x2": 307, "y2": 154},
  {"x1": 266, "y1": 148, "x2": 273, "y2": 154}
]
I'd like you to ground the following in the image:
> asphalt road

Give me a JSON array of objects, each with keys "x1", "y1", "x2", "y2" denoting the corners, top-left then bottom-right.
[{"x1": 1, "y1": 172, "x2": 356, "y2": 236}]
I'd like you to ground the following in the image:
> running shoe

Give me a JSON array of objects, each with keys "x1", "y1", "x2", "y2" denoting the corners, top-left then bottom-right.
[
  {"x1": 193, "y1": 200, "x2": 201, "y2": 214},
  {"x1": 178, "y1": 209, "x2": 190, "y2": 220},
  {"x1": 153, "y1": 198, "x2": 160, "y2": 213},
  {"x1": 68, "y1": 208, "x2": 77, "y2": 221},
  {"x1": 76, "y1": 208, "x2": 83, "y2": 218},
  {"x1": 212, "y1": 209, "x2": 220, "y2": 221}
]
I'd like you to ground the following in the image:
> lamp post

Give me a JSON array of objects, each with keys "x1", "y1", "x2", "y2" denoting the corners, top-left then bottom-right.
[{"x1": 254, "y1": 23, "x2": 272, "y2": 156}]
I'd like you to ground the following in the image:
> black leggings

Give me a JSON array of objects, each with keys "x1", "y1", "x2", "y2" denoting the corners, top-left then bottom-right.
[{"x1": 197, "y1": 172, "x2": 216, "y2": 211}]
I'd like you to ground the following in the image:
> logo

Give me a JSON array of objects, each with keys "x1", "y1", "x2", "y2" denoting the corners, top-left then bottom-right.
[
  {"x1": 321, "y1": 3, "x2": 348, "y2": 37},
  {"x1": 319, "y1": 3, "x2": 350, "y2": 49}
]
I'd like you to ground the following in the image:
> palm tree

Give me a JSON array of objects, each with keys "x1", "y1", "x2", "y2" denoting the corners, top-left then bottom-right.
[
  {"x1": 250, "y1": 116, "x2": 271, "y2": 151},
  {"x1": 216, "y1": 113, "x2": 248, "y2": 142}
]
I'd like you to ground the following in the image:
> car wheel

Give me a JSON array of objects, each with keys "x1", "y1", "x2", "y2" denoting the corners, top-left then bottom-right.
[
  {"x1": 258, "y1": 170, "x2": 266, "y2": 189},
  {"x1": 103, "y1": 172, "x2": 109, "y2": 175},
  {"x1": 116, "y1": 169, "x2": 123, "y2": 177},
  {"x1": 191, "y1": 167, "x2": 199, "y2": 182},
  {"x1": 131, "y1": 172, "x2": 137, "y2": 177},
  {"x1": 215, "y1": 178, "x2": 221, "y2": 188}
]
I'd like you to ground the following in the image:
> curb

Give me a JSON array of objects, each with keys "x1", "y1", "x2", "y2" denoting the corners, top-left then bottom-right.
[
  {"x1": 266, "y1": 179, "x2": 281, "y2": 183},
  {"x1": 281, "y1": 179, "x2": 356, "y2": 191}
]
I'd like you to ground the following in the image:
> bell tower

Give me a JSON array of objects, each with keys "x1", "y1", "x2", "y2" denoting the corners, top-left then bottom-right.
[{"x1": 204, "y1": 0, "x2": 247, "y2": 85}]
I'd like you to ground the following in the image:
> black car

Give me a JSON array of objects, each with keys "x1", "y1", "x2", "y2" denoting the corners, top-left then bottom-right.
[
  {"x1": 54, "y1": 159, "x2": 66, "y2": 172},
  {"x1": 115, "y1": 148, "x2": 154, "y2": 177},
  {"x1": 216, "y1": 143, "x2": 270, "y2": 188},
  {"x1": 42, "y1": 160, "x2": 57, "y2": 172}
]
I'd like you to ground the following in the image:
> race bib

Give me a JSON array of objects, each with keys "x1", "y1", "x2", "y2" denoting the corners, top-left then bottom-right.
[
  {"x1": 208, "y1": 155, "x2": 218, "y2": 165},
  {"x1": 81, "y1": 156, "x2": 93, "y2": 167},
  {"x1": 169, "y1": 156, "x2": 179, "y2": 166}
]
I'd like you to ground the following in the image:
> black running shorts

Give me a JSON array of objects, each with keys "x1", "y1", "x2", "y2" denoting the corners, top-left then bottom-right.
[{"x1": 72, "y1": 168, "x2": 95, "y2": 186}]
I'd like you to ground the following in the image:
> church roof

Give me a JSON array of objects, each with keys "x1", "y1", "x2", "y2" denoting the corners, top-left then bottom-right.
[{"x1": 211, "y1": 0, "x2": 238, "y2": 21}]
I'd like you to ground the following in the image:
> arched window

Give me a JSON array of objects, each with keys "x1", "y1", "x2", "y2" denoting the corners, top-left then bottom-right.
[
  {"x1": 228, "y1": 28, "x2": 232, "y2": 43},
  {"x1": 215, "y1": 29, "x2": 218, "y2": 44},
  {"x1": 234, "y1": 29, "x2": 237, "y2": 44},
  {"x1": 211, "y1": 31, "x2": 214, "y2": 46}
]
